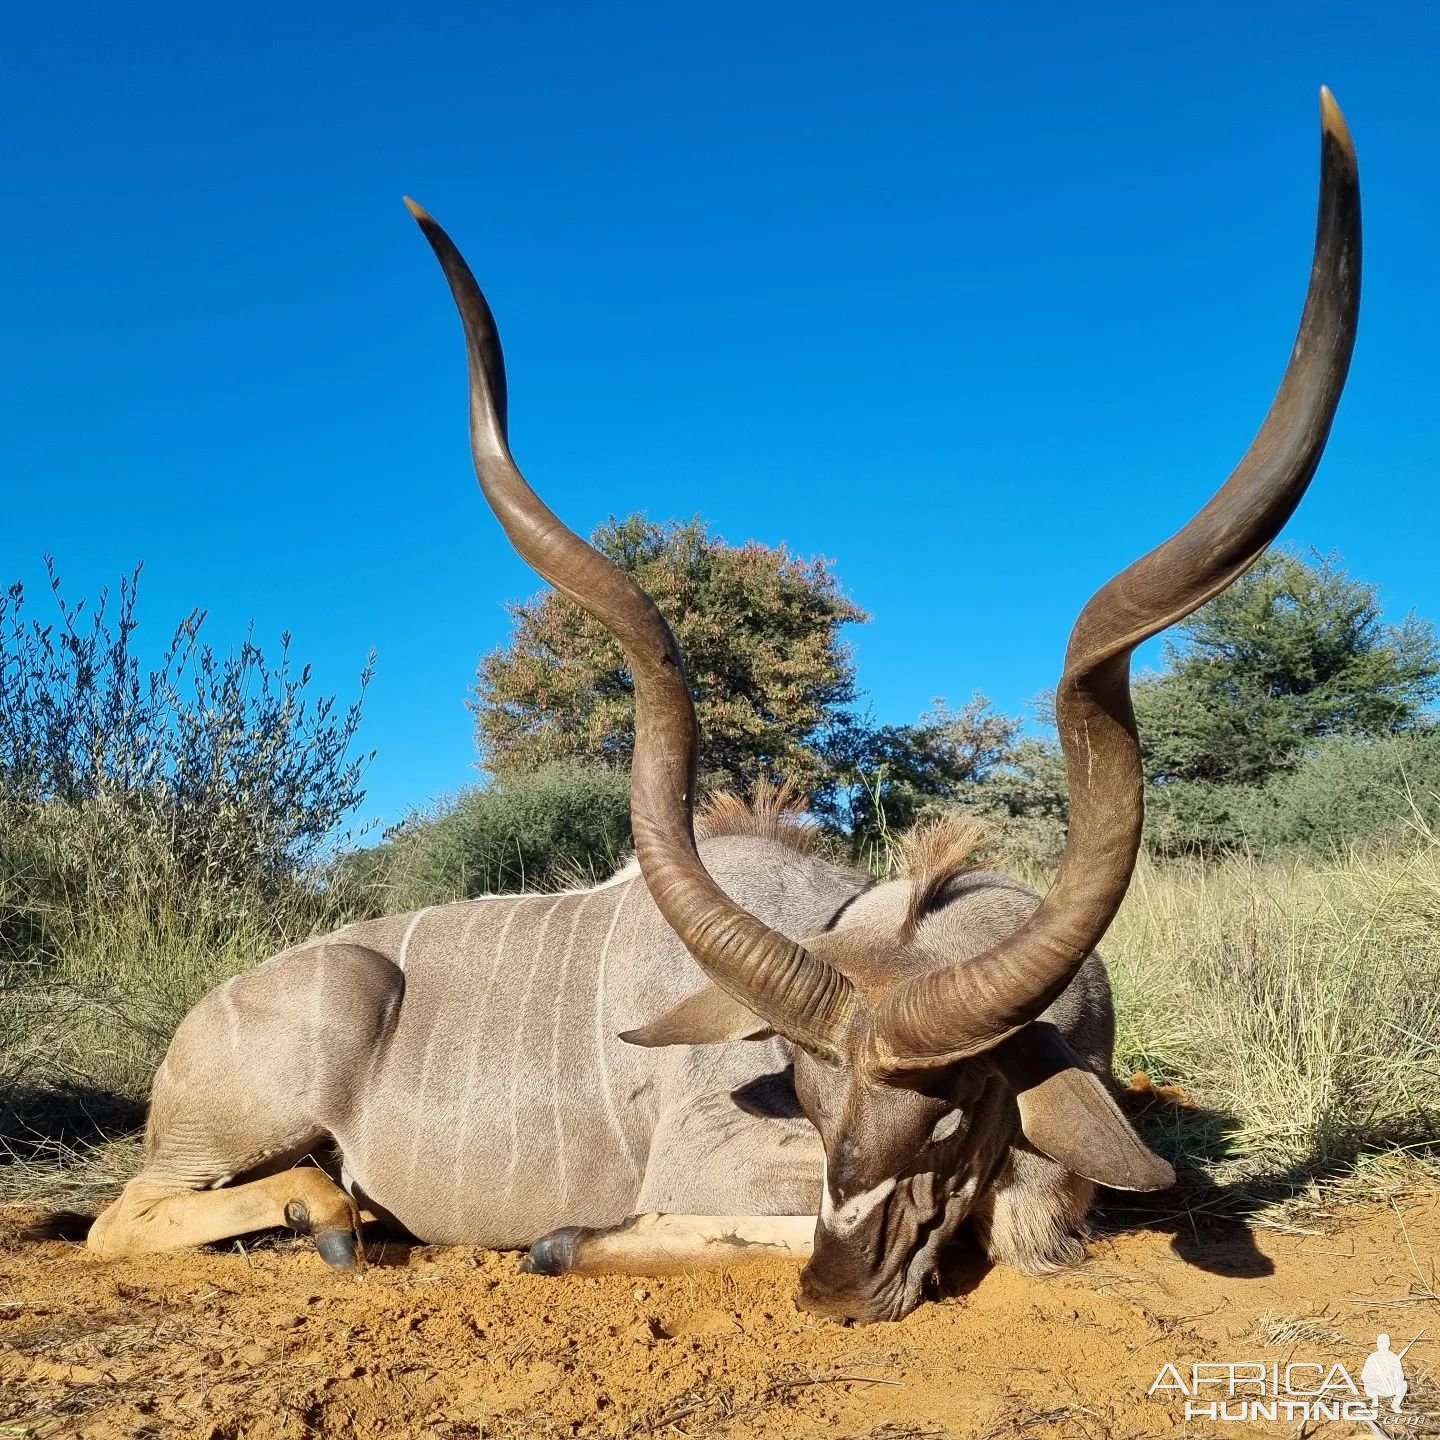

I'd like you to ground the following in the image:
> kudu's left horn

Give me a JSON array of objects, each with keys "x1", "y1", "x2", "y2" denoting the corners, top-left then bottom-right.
[
  {"x1": 870, "y1": 88, "x2": 1361, "y2": 1070},
  {"x1": 405, "y1": 198, "x2": 859, "y2": 1062}
]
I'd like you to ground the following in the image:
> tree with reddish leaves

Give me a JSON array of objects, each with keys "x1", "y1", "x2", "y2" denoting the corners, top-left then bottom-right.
[{"x1": 474, "y1": 516, "x2": 867, "y2": 797}]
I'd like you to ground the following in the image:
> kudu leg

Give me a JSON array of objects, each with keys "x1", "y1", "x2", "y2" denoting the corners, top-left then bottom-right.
[
  {"x1": 88, "y1": 940, "x2": 400, "y2": 1267},
  {"x1": 88, "y1": 1167, "x2": 363, "y2": 1266},
  {"x1": 523, "y1": 1212, "x2": 815, "y2": 1276}
]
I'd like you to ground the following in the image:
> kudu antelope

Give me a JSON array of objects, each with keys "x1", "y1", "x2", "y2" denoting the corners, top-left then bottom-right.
[{"x1": 90, "y1": 92, "x2": 1360, "y2": 1323}]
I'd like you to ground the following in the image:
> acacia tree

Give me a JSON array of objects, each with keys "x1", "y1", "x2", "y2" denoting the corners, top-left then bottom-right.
[
  {"x1": 1135, "y1": 548, "x2": 1439, "y2": 789},
  {"x1": 995, "y1": 550, "x2": 1440, "y2": 854},
  {"x1": 475, "y1": 516, "x2": 868, "y2": 794},
  {"x1": 894, "y1": 551, "x2": 1440, "y2": 859}
]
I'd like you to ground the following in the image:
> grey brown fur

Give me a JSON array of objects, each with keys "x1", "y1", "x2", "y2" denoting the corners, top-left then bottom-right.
[{"x1": 92, "y1": 826, "x2": 1122, "y2": 1317}]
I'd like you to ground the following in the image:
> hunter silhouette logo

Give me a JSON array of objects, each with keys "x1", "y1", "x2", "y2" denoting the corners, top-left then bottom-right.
[
  {"x1": 1148, "y1": 1329, "x2": 1424, "y2": 1426},
  {"x1": 1362, "y1": 1334, "x2": 1409, "y2": 1414}
]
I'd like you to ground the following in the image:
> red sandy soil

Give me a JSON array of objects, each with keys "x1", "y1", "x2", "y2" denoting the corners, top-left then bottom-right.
[{"x1": 2, "y1": 1195, "x2": 1437, "y2": 1438}]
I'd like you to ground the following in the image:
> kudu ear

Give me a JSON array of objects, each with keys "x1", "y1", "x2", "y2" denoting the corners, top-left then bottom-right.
[
  {"x1": 619, "y1": 983, "x2": 776, "y2": 1048},
  {"x1": 990, "y1": 1023, "x2": 1175, "y2": 1192}
]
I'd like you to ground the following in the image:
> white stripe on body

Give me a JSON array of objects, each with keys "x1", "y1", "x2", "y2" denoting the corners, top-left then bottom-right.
[
  {"x1": 548, "y1": 892, "x2": 592, "y2": 1211},
  {"x1": 503, "y1": 897, "x2": 566, "y2": 1204},
  {"x1": 401, "y1": 908, "x2": 445, "y2": 1189},
  {"x1": 396, "y1": 906, "x2": 433, "y2": 972},
  {"x1": 404, "y1": 900, "x2": 518, "y2": 1202},
  {"x1": 591, "y1": 878, "x2": 644, "y2": 1183},
  {"x1": 449, "y1": 900, "x2": 526, "y2": 1227},
  {"x1": 220, "y1": 976, "x2": 243, "y2": 1051}
]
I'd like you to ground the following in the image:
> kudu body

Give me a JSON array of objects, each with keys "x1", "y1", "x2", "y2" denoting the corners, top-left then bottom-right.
[{"x1": 91, "y1": 93, "x2": 1360, "y2": 1323}]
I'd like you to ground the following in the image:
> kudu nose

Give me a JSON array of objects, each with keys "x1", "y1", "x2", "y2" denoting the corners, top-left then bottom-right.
[{"x1": 795, "y1": 1261, "x2": 905, "y2": 1325}]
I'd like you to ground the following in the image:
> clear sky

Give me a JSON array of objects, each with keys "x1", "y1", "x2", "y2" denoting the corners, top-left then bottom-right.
[{"x1": 5, "y1": 2, "x2": 1438, "y2": 834}]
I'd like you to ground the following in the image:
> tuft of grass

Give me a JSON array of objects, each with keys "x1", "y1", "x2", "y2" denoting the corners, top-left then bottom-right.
[
  {"x1": 1252, "y1": 1310, "x2": 1348, "y2": 1347},
  {"x1": 1106, "y1": 811, "x2": 1440, "y2": 1181}
]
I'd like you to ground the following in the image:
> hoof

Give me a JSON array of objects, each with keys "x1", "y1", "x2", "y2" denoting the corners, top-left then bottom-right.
[
  {"x1": 315, "y1": 1227, "x2": 362, "y2": 1269},
  {"x1": 522, "y1": 1226, "x2": 585, "y2": 1275}
]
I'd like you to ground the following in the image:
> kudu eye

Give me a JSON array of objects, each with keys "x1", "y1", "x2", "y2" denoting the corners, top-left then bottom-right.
[{"x1": 926, "y1": 1111, "x2": 964, "y2": 1149}]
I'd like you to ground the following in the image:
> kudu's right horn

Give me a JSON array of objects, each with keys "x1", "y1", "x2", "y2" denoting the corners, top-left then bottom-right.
[{"x1": 405, "y1": 198, "x2": 859, "y2": 1062}]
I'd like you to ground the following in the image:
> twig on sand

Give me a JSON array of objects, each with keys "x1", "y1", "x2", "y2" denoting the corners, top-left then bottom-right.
[{"x1": 762, "y1": 1372, "x2": 905, "y2": 1396}]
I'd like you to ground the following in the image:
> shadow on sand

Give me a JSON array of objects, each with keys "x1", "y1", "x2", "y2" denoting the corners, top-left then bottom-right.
[{"x1": 935, "y1": 1089, "x2": 1437, "y2": 1302}]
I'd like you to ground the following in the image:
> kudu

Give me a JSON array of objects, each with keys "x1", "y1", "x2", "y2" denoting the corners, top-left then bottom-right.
[{"x1": 89, "y1": 92, "x2": 1360, "y2": 1323}]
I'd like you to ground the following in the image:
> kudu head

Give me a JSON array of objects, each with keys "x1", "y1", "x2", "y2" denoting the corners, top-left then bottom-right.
[{"x1": 408, "y1": 90, "x2": 1360, "y2": 1322}]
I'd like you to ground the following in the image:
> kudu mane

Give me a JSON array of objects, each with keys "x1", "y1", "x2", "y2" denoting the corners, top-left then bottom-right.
[
  {"x1": 896, "y1": 816, "x2": 990, "y2": 938},
  {"x1": 696, "y1": 780, "x2": 992, "y2": 939},
  {"x1": 694, "y1": 778, "x2": 817, "y2": 854}
]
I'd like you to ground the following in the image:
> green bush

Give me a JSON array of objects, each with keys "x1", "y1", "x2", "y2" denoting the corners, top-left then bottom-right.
[
  {"x1": 1144, "y1": 730, "x2": 1440, "y2": 856},
  {"x1": 1239, "y1": 729, "x2": 1440, "y2": 851},
  {"x1": 0, "y1": 562, "x2": 373, "y2": 892},
  {"x1": 1, "y1": 563, "x2": 373, "y2": 1116},
  {"x1": 355, "y1": 761, "x2": 633, "y2": 909},
  {"x1": 1143, "y1": 778, "x2": 1257, "y2": 856}
]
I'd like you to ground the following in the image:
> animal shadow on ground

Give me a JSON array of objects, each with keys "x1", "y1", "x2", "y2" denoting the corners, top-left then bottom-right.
[
  {"x1": 0, "y1": 1079, "x2": 146, "y2": 1163},
  {"x1": 361, "y1": 1230, "x2": 430, "y2": 1268},
  {"x1": 942, "y1": 1083, "x2": 1433, "y2": 1299},
  {"x1": 1101, "y1": 1083, "x2": 1277, "y2": 1278},
  {"x1": 14, "y1": 1208, "x2": 93, "y2": 1242},
  {"x1": 1095, "y1": 1083, "x2": 1439, "y2": 1281}
]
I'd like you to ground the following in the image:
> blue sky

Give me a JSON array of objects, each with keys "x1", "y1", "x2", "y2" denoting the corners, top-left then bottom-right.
[{"x1": 5, "y1": 2, "x2": 1438, "y2": 835}]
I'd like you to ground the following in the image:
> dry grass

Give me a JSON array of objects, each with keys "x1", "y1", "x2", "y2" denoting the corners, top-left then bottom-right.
[
  {"x1": 1252, "y1": 1309, "x2": 1349, "y2": 1347},
  {"x1": 1105, "y1": 816, "x2": 1440, "y2": 1188}
]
